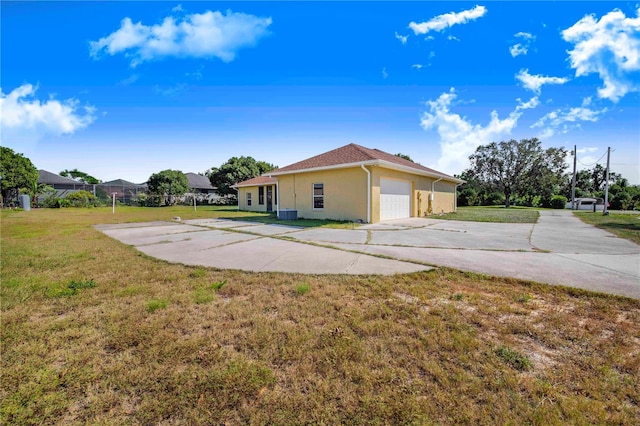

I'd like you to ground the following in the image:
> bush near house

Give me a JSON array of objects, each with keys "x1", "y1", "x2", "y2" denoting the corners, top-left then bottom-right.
[{"x1": 550, "y1": 195, "x2": 567, "y2": 209}]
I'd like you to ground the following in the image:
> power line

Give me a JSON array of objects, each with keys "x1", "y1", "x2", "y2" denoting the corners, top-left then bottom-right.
[{"x1": 577, "y1": 151, "x2": 608, "y2": 167}]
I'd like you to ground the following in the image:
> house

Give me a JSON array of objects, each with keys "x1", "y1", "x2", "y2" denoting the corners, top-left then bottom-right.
[
  {"x1": 186, "y1": 173, "x2": 216, "y2": 194},
  {"x1": 38, "y1": 170, "x2": 96, "y2": 198},
  {"x1": 232, "y1": 143, "x2": 464, "y2": 223},
  {"x1": 184, "y1": 172, "x2": 229, "y2": 204},
  {"x1": 98, "y1": 179, "x2": 147, "y2": 204}
]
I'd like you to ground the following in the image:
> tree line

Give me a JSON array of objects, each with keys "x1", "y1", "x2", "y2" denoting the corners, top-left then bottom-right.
[
  {"x1": 0, "y1": 146, "x2": 276, "y2": 208},
  {"x1": 3, "y1": 142, "x2": 637, "y2": 210},
  {"x1": 456, "y1": 138, "x2": 640, "y2": 210}
]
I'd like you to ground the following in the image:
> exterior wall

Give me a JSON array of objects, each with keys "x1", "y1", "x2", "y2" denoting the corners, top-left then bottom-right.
[
  {"x1": 237, "y1": 186, "x2": 275, "y2": 212},
  {"x1": 277, "y1": 167, "x2": 368, "y2": 222},
  {"x1": 370, "y1": 166, "x2": 457, "y2": 222}
]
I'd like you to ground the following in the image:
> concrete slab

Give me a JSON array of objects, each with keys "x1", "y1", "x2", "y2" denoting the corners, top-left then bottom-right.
[
  {"x1": 98, "y1": 223, "x2": 207, "y2": 245},
  {"x1": 232, "y1": 224, "x2": 304, "y2": 236},
  {"x1": 531, "y1": 210, "x2": 640, "y2": 254},
  {"x1": 368, "y1": 227, "x2": 533, "y2": 251},
  {"x1": 131, "y1": 229, "x2": 258, "y2": 248},
  {"x1": 289, "y1": 228, "x2": 369, "y2": 244},
  {"x1": 336, "y1": 244, "x2": 640, "y2": 299},
  {"x1": 138, "y1": 236, "x2": 429, "y2": 275},
  {"x1": 96, "y1": 210, "x2": 640, "y2": 298},
  {"x1": 186, "y1": 219, "x2": 262, "y2": 229},
  {"x1": 95, "y1": 221, "x2": 177, "y2": 230}
]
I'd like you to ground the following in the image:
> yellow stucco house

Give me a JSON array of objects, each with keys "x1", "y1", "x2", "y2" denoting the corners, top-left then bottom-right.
[{"x1": 233, "y1": 143, "x2": 464, "y2": 223}]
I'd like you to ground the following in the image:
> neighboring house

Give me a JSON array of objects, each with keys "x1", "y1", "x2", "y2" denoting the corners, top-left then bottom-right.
[
  {"x1": 184, "y1": 172, "x2": 228, "y2": 204},
  {"x1": 186, "y1": 173, "x2": 216, "y2": 194},
  {"x1": 38, "y1": 170, "x2": 96, "y2": 198},
  {"x1": 98, "y1": 179, "x2": 147, "y2": 204},
  {"x1": 233, "y1": 143, "x2": 464, "y2": 223}
]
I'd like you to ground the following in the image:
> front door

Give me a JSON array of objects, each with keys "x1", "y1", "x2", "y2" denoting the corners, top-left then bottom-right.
[{"x1": 266, "y1": 186, "x2": 273, "y2": 212}]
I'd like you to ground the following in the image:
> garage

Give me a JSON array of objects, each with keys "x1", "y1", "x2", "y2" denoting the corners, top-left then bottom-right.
[{"x1": 380, "y1": 178, "x2": 411, "y2": 221}]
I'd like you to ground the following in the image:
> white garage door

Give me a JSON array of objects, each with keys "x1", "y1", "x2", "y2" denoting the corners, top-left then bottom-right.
[{"x1": 380, "y1": 178, "x2": 411, "y2": 221}]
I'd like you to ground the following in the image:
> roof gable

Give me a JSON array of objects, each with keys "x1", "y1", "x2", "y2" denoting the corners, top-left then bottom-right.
[
  {"x1": 38, "y1": 169, "x2": 83, "y2": 185},
  {"x1": 100, "y1": 179, "x2": 145, "y2": 187},
  {"x1": 185, "y1": 172, "x2": 214, "y2": 190}
]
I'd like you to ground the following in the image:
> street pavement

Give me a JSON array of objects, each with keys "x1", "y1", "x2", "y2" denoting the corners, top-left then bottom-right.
[{"x1": 95, "y1": 210, "x2": 640, "y2": 299}]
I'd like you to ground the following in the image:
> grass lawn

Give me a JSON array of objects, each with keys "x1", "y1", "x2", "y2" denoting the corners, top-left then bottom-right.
[
  {"x1": 437, "y1": 206, "x2": 540, "y2": 223},
  {"x1": 574, "y1": 211, "x2": 640, "y2": 245},
  {"x1": 2, "y1": 206, "x2": 639, "y2": 424}
]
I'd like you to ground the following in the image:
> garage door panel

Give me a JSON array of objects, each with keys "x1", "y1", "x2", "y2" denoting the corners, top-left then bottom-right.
[{"x1": 380, "y1": 179, "x2": 411, "y2": 221}]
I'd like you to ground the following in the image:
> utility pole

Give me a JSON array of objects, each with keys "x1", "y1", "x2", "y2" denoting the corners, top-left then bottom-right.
[
  {"x1": 571, "y1": 145, "x2": 577, "y2": 210},
  {"x1": 603, "y1": 147, "x2": 610, "y2": 216}
]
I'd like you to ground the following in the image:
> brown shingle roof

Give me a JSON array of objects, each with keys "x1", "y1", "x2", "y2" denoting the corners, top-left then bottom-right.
[
  {"x1": 232, "y1": 175, "x2": 278, "y2": 188},
  {"x1": 269, "y1": 143, "x2": 460, "y2": 181}
]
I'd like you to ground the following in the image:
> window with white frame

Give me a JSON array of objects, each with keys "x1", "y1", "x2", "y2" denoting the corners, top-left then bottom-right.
[
  {"x1": 258, "y1": 186, "x2": 264, "y2": 205},
  {"x1": 246, "y1": 192, "x2": 252, "y2": 206},
  {"x1": 313, "y1": 183, "x2": 324, "y2": 209}
]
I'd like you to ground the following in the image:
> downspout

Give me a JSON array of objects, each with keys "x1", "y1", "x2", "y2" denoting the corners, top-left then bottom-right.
[
  {"x1": 431, "y1": 177, "x2": 443, "y2": 215},
  {"x1": 275, "y1": 181, "x2": 279, "y2": 219},
  {"x1": 361, "y1": 165, "x2": 371, "y2": 223}
]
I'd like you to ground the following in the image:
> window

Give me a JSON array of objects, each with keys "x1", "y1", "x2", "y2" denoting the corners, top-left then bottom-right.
[
  {"x1": 259, "y1": 186, "x2": 264, "y2": 205},
  {"x1": 246, "y1": 192, "x2": 252, "y2": 206},
  {"x1": 313, "y1": 183, "x2": 324, "y2": 209}
]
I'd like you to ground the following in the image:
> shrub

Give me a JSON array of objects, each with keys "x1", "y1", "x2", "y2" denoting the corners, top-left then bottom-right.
[
  {"x1": 457, "y1": 188, "x2": 479, "y2": 206},
  {"x1": 550, "y1": 195, "x2": 567, "y2": 209},
  {"x1": 610, "y1": 192, "x2": 631, "y2": 210},
  {"x1": 483, "y1": 192, "x2": 505, "y2": 206},
  {"x1": 65, "y1": 190, "x2": 98, "y2": 208}
]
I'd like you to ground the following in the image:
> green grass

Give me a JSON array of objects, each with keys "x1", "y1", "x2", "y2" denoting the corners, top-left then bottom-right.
[
  {"x1": 294, "y1": 282, "x2": 311, "y2": 295},
  {"x1": 574, "y1": 211, "x2": 640, "y2": 245},
  {"x1": 2, "y1": 206, "x2": 639, "y2": 425},
  {"x1": 438, "y1": 206, "x2": 540, "y2": 223}
]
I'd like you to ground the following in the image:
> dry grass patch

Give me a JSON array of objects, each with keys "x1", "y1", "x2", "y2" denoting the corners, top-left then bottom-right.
[{"x1": 2, "y1": 207, "x2": 639, "y2": 424}]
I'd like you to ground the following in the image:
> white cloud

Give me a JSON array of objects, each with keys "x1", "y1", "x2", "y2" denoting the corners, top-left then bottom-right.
[
  {"x1": 562, "y1": 7, "x2": 640, "y2": 102},
  {"x1": 90, "y1": 9, "x2": 272, "y2": 67},
  {"x1": 516, "y1": 69, "x2": 569, "y2": 94},
  {"x1": 0, "y1": 84, "x2": 96, "y2": 140},
  {"x1": 515, "y1": 32, "x2": 534, "y2": 40},
  {"x1": 420, "y1": 88, "x2": 523, "y2": 174},
  {"x1": 395, "y1": 32, "x2": 408, "y2": 45},
  {"x1": 412, "y1": 64, "x2": 424, "y2": 69},
  {"x1": 509, "y1": 44, "x2": 528, "y2": 57},
  {"x1": 447, "y1": 35, "x2": 460, "y2": 41},
  {"x1": 153, "y1": 83, "x2": 187, "y2": 97},
  {"x1": 382, "y1": 67, "x2": 389, "y2": 79},
  {"x1": 516, "y1": 96, "x2": 540, "y2": 110},
  {"x1": 577, "y1": 146, "x2": 598, "y2": 154},
  {"x1": 532, "y1": 103, "x2": 607, "y2": 138},
  {"x1": 409, "y1": 5, "x2": 487, "y2": 35},
  {"x1": 510, "y1": 32, "x2": 535, "y2": 57},
  {"x1": 118, "y1": 74, "x2": 139, "y2": 85}
]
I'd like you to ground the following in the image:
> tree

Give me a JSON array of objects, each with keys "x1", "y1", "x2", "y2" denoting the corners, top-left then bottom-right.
[
  {"x1": 60, "y1": 168, "x2": 100, "y2": 184},
  {"x1": 395, "y1": 153, "x2": 414, "y2": 162},
  {"x1": 147, "y1": 170, "x2": 189, "y2": 206},
  {"x1": 467, "y1": 138, "x2": 567, "y2": 208},
  {"x1": 0, "y1": 147, "x2": 39, "y2": 207},
  {"x1": 208, "y1": 157, "x2": 277, "y2": 197}
]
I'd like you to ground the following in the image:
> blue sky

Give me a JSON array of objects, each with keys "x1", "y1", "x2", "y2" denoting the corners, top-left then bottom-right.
[{"x1": 2, "y1": 1, "x2": 639, "y2": 184}]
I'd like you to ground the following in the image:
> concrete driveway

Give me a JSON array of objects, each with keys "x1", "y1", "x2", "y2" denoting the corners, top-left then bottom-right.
[{"x1": 95, "y1": 210, "x2": 640, "y2": 299}]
